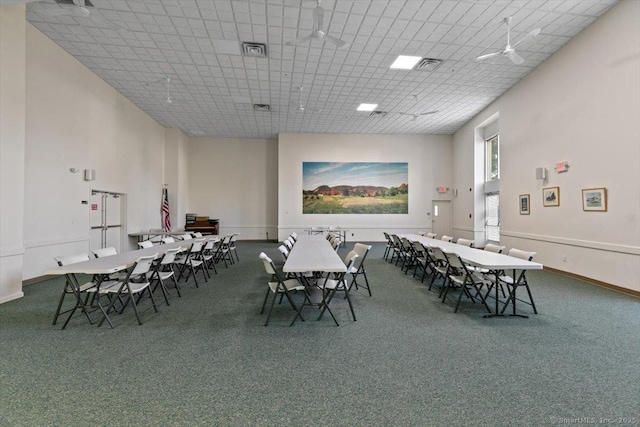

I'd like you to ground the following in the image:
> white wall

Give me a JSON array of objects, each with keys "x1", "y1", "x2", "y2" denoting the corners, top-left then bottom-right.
[
  {"x1": 164, "y1": 128, "x2": 189, "y2": 230},
  {"x1": 278, "y1": 133, "x2": 453, "y2": 242},
  {"x1": 187, "y1": 138, "x2": 278, "y2": 240},
  {"x1": 21, "y1": 24, "x2": 166, "y2": 281},
  {"x1": 452, "y1": 0, "x2": 640, "y2": 291},
  {"x1": 0, "y1": 5, "x2": 26, "y2": 303}
]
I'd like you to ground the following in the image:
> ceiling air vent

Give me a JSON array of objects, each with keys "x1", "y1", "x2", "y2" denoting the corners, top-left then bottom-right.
[
  {"x1": 253, "y1": 104, "x2": 270, "y2": 111},
  {"x1": 369, "y1": 111, "x2": 387, "y2": 117},
  {"x1": 242, "y1": 42, "x2": 267, "y2": 58},
  {"x1": 415, "y1": 58, "x2": 444, "y2": 71}
]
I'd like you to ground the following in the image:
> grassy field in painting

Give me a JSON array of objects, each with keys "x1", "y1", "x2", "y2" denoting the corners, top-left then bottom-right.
[{"x1": 303, "y1": 194, "x2": 408, "y2": 214}]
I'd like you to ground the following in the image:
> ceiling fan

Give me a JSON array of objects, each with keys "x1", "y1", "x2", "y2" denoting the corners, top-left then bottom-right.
[
  {"x1": 398, "y1": 95, "x2": 439, "y2": 121},
  {"x1": 286, "y1": 0, "x2": 348, "y2": 48},
  {"x1": 476, "y1": 16, "x2": 541, "y2": 65},
  {"x1": 294, "y1": 86, "x2": 321, "y2": 113},
  {"x1": 145, "y1": 76, "x2": 174, "y2": 107},
  {"x1": 10, "y1": 0, "x2": 129, "y2": 31}
]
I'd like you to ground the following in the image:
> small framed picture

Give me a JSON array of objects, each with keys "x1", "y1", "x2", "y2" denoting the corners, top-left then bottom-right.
[
  {"x1": 582, "y1": 187, "x2": 607, "y2": 212},
  {"x1": 542, "y1": 186, "x2": 560, "y2": 207},
  {"x1": 519, "y1": 194, "x2": 530, "y2": 215}
]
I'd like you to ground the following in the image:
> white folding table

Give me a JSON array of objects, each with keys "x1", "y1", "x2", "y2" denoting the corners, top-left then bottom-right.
[
  {"x1": 46, "y1": 238, "x2": 220, "y2": 328},
  {"x1": 402, "y1": 234, "x2": 543, "y2": 318},
  {"x1": 283, "y1": 235, "x2": 349, "y2": 325}
]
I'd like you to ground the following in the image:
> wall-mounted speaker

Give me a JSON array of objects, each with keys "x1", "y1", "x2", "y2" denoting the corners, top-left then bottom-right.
[
  {"x1": 84, "y1": 169, "x2": 96, "y2": 181},
  {"x1": 535, "y1": 167, "x2": 546, "y2": 180}
]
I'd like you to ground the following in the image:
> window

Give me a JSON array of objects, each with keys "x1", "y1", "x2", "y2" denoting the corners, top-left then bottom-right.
[
  {"x1": 485, "y1": 133, "x2": 500, "y2": 241},
  {"x1": 485, "y1": 192, "x2": 500, "y2": 242},
  {"x1": 486, "y1": 134, "x2": 499, "y2": 181}
]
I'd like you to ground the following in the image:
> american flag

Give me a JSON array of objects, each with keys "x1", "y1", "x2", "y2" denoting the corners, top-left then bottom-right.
[{"x1": 162, "y1": 186, "x2": 171, "y2": 232}]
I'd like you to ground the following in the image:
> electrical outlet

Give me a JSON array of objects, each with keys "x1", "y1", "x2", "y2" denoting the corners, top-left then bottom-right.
[{"x1": 562, "y1": 255, "x2": 567, "y2": 262}]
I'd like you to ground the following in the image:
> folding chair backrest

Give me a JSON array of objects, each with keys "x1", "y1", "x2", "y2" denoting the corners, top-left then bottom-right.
[
  {"x1": 286, "y1": 236, "x2": 295, "y2": 247},
  {"x1": 284, "y1": 239, "x2": 293, "y2": 250},
  {"x1": 182, "y1": 234, "x2": 193, "y2": 241},
  {"x1": 456, "y1": 238, "x2": 474, "y2": 248},
  {"x1": 204, "y1": 240, "x2": 215, "y2": 250},
  {"x1": 259, "y1": 252, "x2": 277, "y2": 275},
  {"x1": 93, "y1": 247, "x2": 118, "y2": 258},
  {"x1": 418, "y1": 231, "x2": 425, "y2": 236},
  {"x1": 290, "y1": 232, "x2": 298, "y2": 241},
  {"x1": 508, "y1": 248, "x2": 535, "y2": 261},
  {"x1": 484, "y1": 243, "x2": 505, "y2": 253},
  {"x1": 410, "y1": 240, "x2": 423, "y2": 254},
  {"x1": 55, "y1": 253, "x2": 91, "y2": 266},
  {"x1": 352, "y1": 243, "x2": 371, "y2": 268},
  {"x1": 193, "y1": 232, "x2": 203, "y2": 238},
  {"x1": 162, "y1": 237, "x2": 175, "y2": 244},
  {"x1": 138, "y1": 240, "x2": 154, "y2": 249},
  {"x1": 391, "y1": 234, "x2": 402, "y2": 246},
  {"x1": 332, "y1": 239, "x2": 340, "y2": 251},
  {"x1": 440, "y1": 235, "x2": 453, "y2": 242},
  {"x1": 277, "y1": 245, "x2": 289, "y2": 262},
  {"x1": 190, "y1": 241, "x2": 204, "y2": 253},
  {"x1": 344, "y1": 251, "x2": 358, "y2": 270},
  {"x1": 401, "y1": 237, "x2": 412, "y2": 250},
  {"x1": 427, "y1": 233, "x2": 437, "y2": 239},
  {"x1": 443, "y1": 250, "x2": 465, "y2": 270},
  {"x1": 429, "y1": 245, "x2": 447, "y2": 262},
  {"x1": 160, "y1": 247, "x2": 182, "y2": 264},
  {"x1": 130, "y1": 254, "x2": 158, "y2": 276}
]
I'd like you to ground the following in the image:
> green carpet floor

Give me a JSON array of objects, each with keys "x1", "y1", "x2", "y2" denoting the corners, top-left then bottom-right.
[{"x1": 1, "y1": 242, "x2": 638, "y2": 426}]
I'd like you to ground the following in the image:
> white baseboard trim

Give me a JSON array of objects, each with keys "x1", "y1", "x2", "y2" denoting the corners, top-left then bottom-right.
[
  {"x1": 0, "y1": 291, "x2": 24, "y2": 304},
  {"x1": 500, "y1": 230, "x2": 640, "y2": 256},
  {"x1": 278, "y1": 225, "x2": 431, "y2": 230},
  {"x1": 0, "y1": 246, "x2": 25, "y2": 258},
  {"x1": 24, "y1": 235, "x2": 90, "y2": 250}
]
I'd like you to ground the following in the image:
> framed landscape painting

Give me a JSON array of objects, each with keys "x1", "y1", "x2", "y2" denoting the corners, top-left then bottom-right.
[
  {"x1": 582, "y1": 187, "x2": 607, "y2": 211},
  {"x1": 519, "y1": 194, "x2": 530, "y2": 215},
  {"x1": 542, "y1": 186, "x2": 560, "y2": 207},
  {"x1": 302, "y1": 162, "x2": 408, "y2": 214}
]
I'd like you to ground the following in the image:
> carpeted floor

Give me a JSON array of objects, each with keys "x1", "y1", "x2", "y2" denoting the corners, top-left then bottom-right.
[{"x1": 1, "y1": 242, "x2": 638, "y2": 426}]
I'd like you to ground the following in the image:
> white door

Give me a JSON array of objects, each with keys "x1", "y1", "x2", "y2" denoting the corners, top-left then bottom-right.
[
  {"x1": 90, "y1": 190, "x2": 125, "y2": 253},
  {"x1": 432, "y1": 200, "x2": 452, "y2": 237}
]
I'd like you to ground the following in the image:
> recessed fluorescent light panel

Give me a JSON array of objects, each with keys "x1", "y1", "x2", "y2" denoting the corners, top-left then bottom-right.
[
  {"x1": 357, "y1": 103, "x2": 378, "y2": 111},
  {"x1": 390, "y1": 55, "x2": 422, "y2": 70}
]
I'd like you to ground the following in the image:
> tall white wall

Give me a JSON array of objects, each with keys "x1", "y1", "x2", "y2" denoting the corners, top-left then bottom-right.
[
  {"x1": 278, "y1": 133, "x2": 453, "y2": 242},
  {"x1": 164, "y1": 128, "x2": 189, "y2": 230},
  {"x1": 452, "y1": 0, "x2": 640, "y2": 291},
  {"x1": 21, "y1": 24, "x2": 166, "y2": 281},
  {"x1": 187, "y1": 138, "x2": 278, "y2": 240},
  {"x1": 0, "y1": 5, "x2": 26, "y2": 303}
]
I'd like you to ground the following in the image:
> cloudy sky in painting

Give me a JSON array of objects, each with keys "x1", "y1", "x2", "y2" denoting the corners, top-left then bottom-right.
[{"x1": 303, "y1": 162, "x2": 408, "y2": 190}]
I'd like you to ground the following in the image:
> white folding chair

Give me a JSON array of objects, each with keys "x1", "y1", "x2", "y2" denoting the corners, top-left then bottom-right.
[
  {"x1": 97, "y1": 254, "x2": 160, "y2": 328},
  {"x1": 456, "y1": 238, "x2": 474, "y2": 248},
  {"x1": 440, "y1": 235, "x2": 453, "y2": 242},
  {"x1": 259, "y1": 252, "x2": 308, "y2": 326},
  {"x1": 138, "y1": 240, "x2": 154, "y2": 249},
  {"x1": 317, "y1": 252, "x2": 358, "y2": 326},
  {"x1": 52, "y1": 253, "x2": 103, "y2": 328}
]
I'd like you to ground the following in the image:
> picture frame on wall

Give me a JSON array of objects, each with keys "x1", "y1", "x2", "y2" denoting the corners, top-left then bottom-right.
[
  {"x1": 582, "y1": 187, "x2": 607, "y2": 212},
  {"x1": 519, "y1": 194, "x2": 530, "y2": 215},
  {"x1": 542, "y1": 186, "x2": 560, "y2": 207}
]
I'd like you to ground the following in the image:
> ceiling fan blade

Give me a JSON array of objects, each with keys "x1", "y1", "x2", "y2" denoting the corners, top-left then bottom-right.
[
  {"x1": 285, "y1": 34, "x2": 313, "y2": 46},
  {"x1": 506, "y1": 50, "x2": 525, "y2": 64},
  {"x1": 323, "y1": 34, "x2": 348, "y2": 48},
  {"x1": 476, "y1": 51, "x2": 502, "y2": 61},
  {"x1": 312, "y1": 5, "x2": 324, "y2": 32},
  {"x1": 513, "y1": 27, "x2": 541, "y2": 49},
  {"x1": 418, "y1": 110, "x2": 439, "y2": 115}
]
